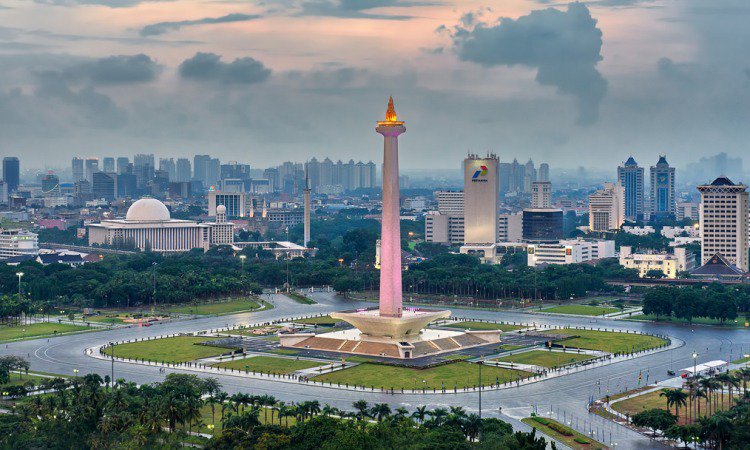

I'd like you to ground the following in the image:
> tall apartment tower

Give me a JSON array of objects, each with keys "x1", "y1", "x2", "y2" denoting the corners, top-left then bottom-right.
[
  {"x1": 698, "y1": 177, "x2": 749, "y2": 272},
  {"x1": 176, "y1": 158, "x2": 191, "y2": 182},
  {"x1": 102, "y1": 157, "x2": 115, "y2": 173},
  {"x1": 72, "y1": 157, "x2": 85, "y2": 182},
  {"x1": 463, "y1": 153, "x2": 499, "y2": 244},
  {"x1": 159, "y1": 158, "x2": 176, "y2": 181},
  {"x1": 650, "y1": 155, "x2": 676, "y2": 219},
  {"x1": 2, "y1": 157, "x2": 19, "y2": 193},
  {"x1": 589, "y1": 182, "x2": 625, "y2": 232},
  {"x1": 618, "y1": 156, "x2": 645, "y2": 222},
  {"x1": 538, "y1": 163, "x2": 550, "y2": 182},
  {"x1": 84, "y1": 158, "x2": 99, "y2": 183},
  {"x1": 116, "y1": 157, "x2": 130, "y2": 174},
  {"x1": 531, "y1": 181, "x2": 552, "y2": 208},
  {"x1": 303, "y1": 168, "x2": 311, "y2": 248}
]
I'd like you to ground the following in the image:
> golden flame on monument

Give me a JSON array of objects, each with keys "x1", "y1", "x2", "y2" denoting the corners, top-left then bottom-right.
[{"x1": 379, "y1": 96, "x2": 404, "y2": 125}]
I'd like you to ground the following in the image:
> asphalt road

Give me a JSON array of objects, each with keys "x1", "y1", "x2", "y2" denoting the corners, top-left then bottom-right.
[{"x1": 3, "y1": 291, "x2": 748, "y2": 449}]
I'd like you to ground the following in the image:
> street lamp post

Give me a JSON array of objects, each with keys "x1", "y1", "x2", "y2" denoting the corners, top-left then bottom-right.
[
  {"x1": 478, "y1": 356, "x2": 484, "y2": 419},
  {"x1": 151, "y1": 262, "x2": 157, "y2": 310},
  {"x1": 109, "y1": 342, "x2": 115, "y2": 385},
  {"x1": 693, "y1": 352, "x2": 698, "y2": 378},
  {"x1": 240, "y1": 254, "x2": 247, "y2": 273}
]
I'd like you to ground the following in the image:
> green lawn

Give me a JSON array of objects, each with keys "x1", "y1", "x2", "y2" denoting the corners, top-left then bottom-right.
[
  {"x1": 213, "y1": 356, "x2": 325, "y2": 374},
  {"x1": 163, "y1": 298, "x2": 262, "y2": 315},
  {"x1": 312, "y1": 362, "x2": 531, "y2": 390},
  {"x1": 556, "y1": 329, "x2": 666, "y2": 354},
  {"x1": 0, "y1": 373, "x2": 54, "y2": 390},
  {"x1": 102, "y1": 336, "x2": 234, "y2": 363},
  {"x1": 542, "y1": 305, "x2": 618, "y2": 316},
  {"x1": 612, "y1": 388, "x2": 731, "y2": 425},
  {"x1": 294, "y1": 316, "x2": 339, "y2": 325},
  {"x1": 285, "y1": 292, "x2": 316, "y2": 305},
  {"x1": 624, "y1": 314, "x2": 747, "y2": 328},
  {"x1": 0, "y1": 322, "x2": 89, "y2": 342},
  {"x1": 733, "y1": 356, "x2": 750, "y2": 364},
  {"x1": 522, "y1": 417, "x2": 605, "y2": 450},
  {"x1": 443, "y1": 321, "x2": 523, "y2": 332},
  {"x1": 82, "y1": 315, "x2": 126, "y2": 324},
  {"x1": 495, "y1": 350, "x2": 595, "y2": 368}
]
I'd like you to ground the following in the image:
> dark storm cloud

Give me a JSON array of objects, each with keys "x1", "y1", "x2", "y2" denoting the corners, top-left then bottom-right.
[
  {"x1": 60, "y1": 54, "x2": 161, "y2": 84},
  {"x1": 451, "y1": 2, "x2": 607, "y2": 125},
  {"x1": 298, "y1": 0, "x2": 426, "y2": 20},
  {"x1": 139, "y1": 13, "x2": 262, "y2": 37},
  {"x1": 178, "y1": 52, "x2": 271, "y2": 84},
  {"x1": 34, "y1": 0, "x2": 173, "y2": 7}
]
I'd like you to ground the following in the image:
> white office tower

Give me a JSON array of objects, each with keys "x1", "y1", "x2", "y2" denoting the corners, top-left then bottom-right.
[
  {"x1": 697, "y1": 177, "x2": 749, "y2": 271},
  {"x1": 435, "y1": 191, "x2": 464, "y2": 214},
  {"x1": 463, "y1": 154, "x2": 499, "y2": 244},
  {"x1": 531, "y1": 181, "x2": 552, "y2": 208},
  {"x1": 538, "y1": 163, "x2": 550, "y2": 182},
  {"x1": 589, "y1": 182, "x2": 625, "y2": 232}
]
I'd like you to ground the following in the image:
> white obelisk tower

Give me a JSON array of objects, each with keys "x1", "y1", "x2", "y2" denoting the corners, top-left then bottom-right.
[
  {"x1": 303, "y1": 166, "x2": 311, "y2": 248},
  {"x1": 376, "y1": 97, "x2": 406, "y2": 318}
]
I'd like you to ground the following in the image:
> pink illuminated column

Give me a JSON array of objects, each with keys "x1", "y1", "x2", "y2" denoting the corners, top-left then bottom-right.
[{"x1": 376, "y1": 97, "x2": 405, "y2": 318}]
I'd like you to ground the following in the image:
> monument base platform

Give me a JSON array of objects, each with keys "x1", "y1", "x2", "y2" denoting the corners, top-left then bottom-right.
[{"x1": 279, "y1": 325, "x2": 501, "y2": 359}]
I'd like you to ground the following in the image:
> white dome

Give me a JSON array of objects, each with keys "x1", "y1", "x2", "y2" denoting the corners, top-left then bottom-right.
[
  {"x1": 126, "y1": 198, "x2": 171, "y2": 221},
  {"x1": 216, "y1": 205, "x2": 227, "y2": 214}
]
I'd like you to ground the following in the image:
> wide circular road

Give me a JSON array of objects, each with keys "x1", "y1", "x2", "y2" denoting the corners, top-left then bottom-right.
[{"x1": 3, "y1": 292, "x2": 747, "y2": 449}]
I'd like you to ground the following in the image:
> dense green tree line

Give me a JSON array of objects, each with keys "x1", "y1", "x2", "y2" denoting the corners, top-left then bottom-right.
[
  {"x1": 0, "y1": 371, "x2": 554, "y2": 450},
  {"x1": 642, "y1": 284, "x2": 750, "y2": 322}
]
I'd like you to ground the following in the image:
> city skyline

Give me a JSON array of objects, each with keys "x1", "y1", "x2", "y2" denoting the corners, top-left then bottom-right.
[{"x1": 1, "y1": 0, "x2": 749, "y2": 170}]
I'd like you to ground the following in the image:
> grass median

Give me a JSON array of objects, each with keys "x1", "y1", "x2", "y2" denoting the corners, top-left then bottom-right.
[
  {"x1": 163, "y1": 297, "x2": 263, "y2": 315},
  {"x1": 0, "y1": 322, "x2": 90, "y2": 342},
  {"x1": 213, "y1": 355, "x2": 325, "y2": 374},
  {"x1": 442, "y1": 321, "x2": 523, "y2": 332},
  {"x1": 495, "y1": 350, "x2": 595, "y2": 368},
  {"x1": 556, "y1": 329, "x2": 666, "y2": 354},
  {"x1": 312, "y1": 361, "x2": 532, "y2": 390},
  {"x1": 522, "y1": 417, "x2": 605, "y2": 450},
  {"x1": 542, "y1": 305, "x2": 618, "y2": 316},
  {"x1": 103, "y1": 336, "x2": 234, "y2": 364}
]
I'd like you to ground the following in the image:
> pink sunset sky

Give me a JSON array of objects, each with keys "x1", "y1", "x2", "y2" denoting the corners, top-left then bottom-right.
[{"x1": 0, "y1": 0, "x2": 748, "y2": 172}]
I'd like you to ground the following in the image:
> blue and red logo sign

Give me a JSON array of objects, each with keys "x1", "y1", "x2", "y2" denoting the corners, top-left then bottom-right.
[{"x1": 472, "y1": 165, "x2": 488, "y2": 179}]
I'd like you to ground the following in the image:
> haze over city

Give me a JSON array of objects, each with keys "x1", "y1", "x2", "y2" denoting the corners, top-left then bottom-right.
[{"x1": 1, "y1": 0, "x2": 749, "y2": 172}]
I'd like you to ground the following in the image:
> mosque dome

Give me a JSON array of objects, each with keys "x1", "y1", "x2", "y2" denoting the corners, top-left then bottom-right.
[
  {"x1": 216, "y1": 205, "x2": 227, "y2": 215},
  {"x1": 125, "y1": 198, "x2": 171, "y2": 222}
]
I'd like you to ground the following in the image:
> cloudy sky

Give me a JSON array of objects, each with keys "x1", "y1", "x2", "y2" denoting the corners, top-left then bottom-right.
[{"x1": 0, "y1": 0, "x2": 748, "y2": 171}]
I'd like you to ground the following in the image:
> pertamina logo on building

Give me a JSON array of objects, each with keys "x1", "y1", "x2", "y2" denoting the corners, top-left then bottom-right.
[{"x1": 471, "y1": 165, "x2": 488, "y2": 182}]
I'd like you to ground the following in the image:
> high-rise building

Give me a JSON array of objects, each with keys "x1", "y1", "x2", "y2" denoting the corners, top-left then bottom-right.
[
  {"x1": 2, "y1": 157, "x2": 19, "y2": 194},
  {"x1": 697, "y1": 177, "x2": 749, "y2": 272},
  {"x1": 133, "y1": 154, "x2": 155, "y2": 189},
  {"x1": 510, "y1": 159, "x2": 524, "y2": 193},
  {"x1": 207, "y1": 158, "x2": 221, "y2": 188},
  {"x1": 159, "y1": 158, "x2": 176, "y2": 181},
  {"x1": 676, "y1": 202, "x2": 700, "y2": 222},
  {"x1": 435, "y1": 191, "x2": 464, "y2": 214},
  {"x1": 538, "y1": 163, "x2": 550, "y2": 183},
  {"x1": 498, "y1": 213, "x2": 523, "y2": 242},
  {"x1": 531, "y1": 181, "x2": 551, "y2": 208},
  {"x1": 41, "y1": 172, "x2": 60, "y2": 195},
  {"x1": 102, "y1": 157, "x2": 115, "y2": 173},
  {"x1": 498, "y1": 163, "x2": 512, "y2": 195},
  {"x1": 650, "y1": 155, "x2": 676, "y2": 219},
  {"x1": 176, "y1": 158, "x2": 191, "y2": 182},
  {"x1": 72, "y1": 157, "x2": 84, "y2": 182},
  {"x1": 523, "y1": 159, "x2": 536, "y2": 193},
  {"x1": 193, "y1": 155, "x2": 210, "y2": 184},
  {"x1": 220, "y1": 162, "x2": 251, "y2": 181},
  {"x1": 84, "y1": 158, "x2": 99, "y2": 183},
  {"x1": 589, "y1": 182, "x2": 625, "y2": 231},
  {"x1": 463, "y1": 154, "x2": 499, "y2": 244},
  {"x1": 618, "y1": 156, "x2": 645, "y2": 222},
  {"x1": 208, "y1": 190, "x2": 245, "y2": 218},
  {"x1": 522, "y1": 208, "x2": 563, "y2": 242},
  {"x1": 92, "y1": 172, "x2": 116, "y2": 200},
  {"x1": 116, "y1": 157, "x2": 130, "y2": 174}
]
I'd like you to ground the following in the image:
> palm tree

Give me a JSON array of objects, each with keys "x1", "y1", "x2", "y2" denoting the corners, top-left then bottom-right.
[
  {"x1": 276, "y1": 403, "x2": 289, "y2": 426},
  {"x1": 738, "y1": 368, "x2": 750, "y2": 395},
  {"x1": 263, "y1": 395, "x2": 277, "y2": 423},
  {"x1": 370, "y1": 403, "x2": 391, "y2": 422},
  {"x1": 412, "y1": 405, "x2": 428, "y2": 424},
  {"x1": 462, "y1": 413, "x2": 482, "y2": 442},
  {"x1": 699, "y1": 378, "x2": 715, "y2": 416},
  {"x1": 394, "y1": 407, "x2": 409, "y2": 419},
  {"x1": 205, "y1": 395, "x2": 217, "y2": 427},
  {"x1": 693, "y1": 388, "x2": 707, "y2": 422},
  {"x1": 321, "y1": 404, "x2": 338, "y2": 417},
  {"x1": 427, "y1": 407, "x2": 449, "y2": 427},
  {"x1": 715, "y1": 373, "x2": 731, "y2": 409},
  {"x1": 661, "y1": 389, "x2": 688, "y2": 419},
  {"x1": 700, "y1": 413, "x2": 733, "y2": 450},
  {"x1": 215, "y1": 391, "x2": 230, "y2": 421},
  {"x1": 308, "y1": 400, "x2": 321, "y2": 417},
  {"x1": 352, "y1": 400, "x2": 369, "y2": 421}
]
